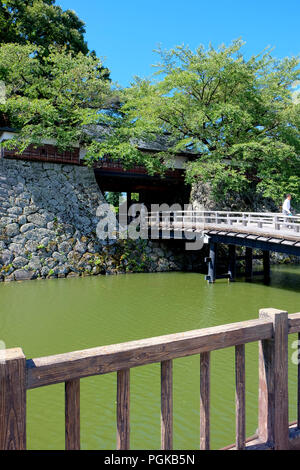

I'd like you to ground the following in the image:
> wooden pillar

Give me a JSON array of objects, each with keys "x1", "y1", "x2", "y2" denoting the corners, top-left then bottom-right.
[
  {"x1": 258, "y1": 308, "x2": 289, "y2": 450},
  {"x1": 117, "y1": 369, "x2": 130, "y2": 450},
  {"x1": 235, "y1": 345, "x2": 246, "y2": 449},
  {"x1": 200, "y1": 352, "x2": 210, "y2": 450},
  {"x1": 263, "y1": 250, "x2": 270, "y2": 284},
  {"x1": 205, "y1": 242, "x2": 217, "y2": 283},
  {"x1": 65, "y1": 379, "x2": 80, "y2": 450},
  {"x1": 0, "y1": 348, "x2": 26, "y2": 450},
  {"x1": 161, "y1": 360, "x2": 173, "y2": 450},
  {"x1": 228, "y1": 244, "x2": 236, "y2": 282},
  {"x1": 245, "y1": 247, "x2": 253, "y2": 281}
]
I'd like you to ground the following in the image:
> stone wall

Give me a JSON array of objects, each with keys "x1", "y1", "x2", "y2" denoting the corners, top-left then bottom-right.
[
  {"x1": 190, "y1": 181, "x2": 278, "y2": 212},
  {"x1": 0, "y1": 158, "x2": 204, "y2": 282}
]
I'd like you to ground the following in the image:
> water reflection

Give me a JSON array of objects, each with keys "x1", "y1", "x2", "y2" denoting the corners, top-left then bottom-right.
[{"x1": 0, "y1": 265, "x2": 299, "y2": 449}]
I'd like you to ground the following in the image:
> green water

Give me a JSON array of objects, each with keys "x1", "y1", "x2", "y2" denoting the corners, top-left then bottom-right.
[{"x1": 1, "y1": 265, "x2": 300, "y2": 450}]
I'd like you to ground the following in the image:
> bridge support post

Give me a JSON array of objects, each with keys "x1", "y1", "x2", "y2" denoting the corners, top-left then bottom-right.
[
  {"x1": 228, "y1": 245, "x2": 236, "y2": 282},
  {"x1": 245, "y1": 248, "x2": 253, "y2": 281},
  {"x1": 263, "y1": 251, "x2": 270, "y2": 284},
  {"x1": 205, "y1": 242, "x2": 217, "y2": 284}
]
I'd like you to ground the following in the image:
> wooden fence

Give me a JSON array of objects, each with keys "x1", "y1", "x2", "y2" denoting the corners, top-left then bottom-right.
[
  {"x1": 1, "y1": 308, "x2": 300, "y2": 450},
  {"x1": 2, "y1": 144, "x2": 81, "y2": 165}
]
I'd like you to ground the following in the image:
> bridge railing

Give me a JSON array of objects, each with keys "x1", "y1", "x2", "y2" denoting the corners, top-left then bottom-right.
[
  {"x1": 146, "y1": 211, "x2": 300, "y2": 234},
  {"x1": 1, "y1": 309, "x2": 300, "y2": 450}
]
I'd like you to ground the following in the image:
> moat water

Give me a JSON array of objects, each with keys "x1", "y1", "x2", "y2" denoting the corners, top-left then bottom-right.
[{"x1": 1, "y1": 265, "x2": 300, "y2": 449}]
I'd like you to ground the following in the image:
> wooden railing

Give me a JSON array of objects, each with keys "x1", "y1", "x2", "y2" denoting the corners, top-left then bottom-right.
[
  {"x1": 93, "y1": 157, "x2": 184, "y2": 178},
  {"x1": 145, "y1": 210, "x2": 300, "y2": 235},
  {"x1": 1, "y1": 308, "x2": 300, "y2": 450},
  {"x1": 2, "y1": 144, "x2": 81, "y2": 165}
]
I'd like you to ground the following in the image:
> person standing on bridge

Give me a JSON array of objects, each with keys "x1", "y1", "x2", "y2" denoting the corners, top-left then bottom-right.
[
  {"x1": 282, "y1": 194, "x2": 292, "y2": 229},
  {"x1": 282, "y1": 194, "x2": 292, "y2": 216}
]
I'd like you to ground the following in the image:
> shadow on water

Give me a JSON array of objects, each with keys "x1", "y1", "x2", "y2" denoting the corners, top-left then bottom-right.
[{"x1": 234, "y1": 264, "x2": 300, "y2": 296}]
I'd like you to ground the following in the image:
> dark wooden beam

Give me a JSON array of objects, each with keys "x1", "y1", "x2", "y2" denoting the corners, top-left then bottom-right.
[
  {"x1": 228, "y1": 245, "x2": 236, "y2": 282},
  {"x1": 263, "y1": 250, "x2": 270, "y2": 284},
  {"x1": 245, "y1": 248, "x2": 253, "y2": 281},
  {"x1": 202, "y1": 233, "x2": 300, "y2": 257},
  {"x1": 205, "y1": 242, "x2": 217, "y2": 283}
]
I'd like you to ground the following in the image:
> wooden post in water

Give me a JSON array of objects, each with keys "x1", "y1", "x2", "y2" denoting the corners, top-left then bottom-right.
[
  {"x1": 263, "y1": 250, "x2": 270, "y2": 284},
  {"x1": 245, "y1": 247, "x2": 253, "y2": 281},
  {"x1": 258, "y1": 308, "x2": 289, "y2": 450},
  {"x1": 228, "y1": 245, "x2": 236, "y2": 282},
  {"x1": 0, "y1": 348, "x2": 26, "y2": 450},
  {"x1": 205, "y1": 242, "x2": 217, "y2": 283}
]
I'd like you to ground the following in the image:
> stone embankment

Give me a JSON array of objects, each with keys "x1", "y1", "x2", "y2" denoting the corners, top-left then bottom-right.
[{"x1": 0, "y1": 158, "x2": 203, "y2": 282}]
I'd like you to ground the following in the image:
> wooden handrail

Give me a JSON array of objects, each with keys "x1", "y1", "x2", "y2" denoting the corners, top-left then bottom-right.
[
  {"x1": 26, "y1": 318, "x2": 273, "y2": 390},
  {"x1": 288, "y1": 312, "x2": 300, "y2": 333},
  {"x1": 2, "y1": 311, "x2": 300, "y2": 450}
]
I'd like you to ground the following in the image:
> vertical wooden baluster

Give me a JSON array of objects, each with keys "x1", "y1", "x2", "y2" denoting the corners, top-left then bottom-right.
[
  {"x1": 117, "y1": 369, "x2": 130, "y2": 450},
  {"x1": 161, "y1": 360, "x2": 173, "y2": 450},
  {"x1": 200, "y1": 352, "x2": 210, "y2": 450},
  {"x1": 298, "y1": 332, "x2": 300, "y2": 429},
  {"x1": 206, "y1": 242, "x2": 217, "y2": 284},
  {"x1": 263, "y1": 250, "x2": 270, "y2": 284},
  {"x1": 65, "y1": 379, "x2": 80, "y2": 450},
  {"x1": 258, "y1": 308, "x2": 289, "y2": 450},
  {"x1": 235, "y1": 344, "x2": 246, "y2": 450}
]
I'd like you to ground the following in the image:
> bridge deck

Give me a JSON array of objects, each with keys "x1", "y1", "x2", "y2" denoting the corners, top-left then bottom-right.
[
  {"x1": 145, "y1": 211, "x2": 300, "y2": 261},
  {"x1": 148, "y1": 221, "x2": 300, "y2": 244},
  {"x1": 146, "y1": 211, "x2": 300, "y2": 244},
  {"x1": 181, "y1": 221, "x2": 300, "y2": 242}
]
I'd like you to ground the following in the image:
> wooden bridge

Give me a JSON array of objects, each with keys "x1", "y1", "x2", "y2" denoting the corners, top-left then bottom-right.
[
  {"x1": 1, "y1": 308, "x2": 300, "y2": 450},
  {"x1": 145, "y1": 210, "x2": 300, "y2": 283},
  {"x1": 0, "y1": 129, "x2": 190, "y2": 208}
]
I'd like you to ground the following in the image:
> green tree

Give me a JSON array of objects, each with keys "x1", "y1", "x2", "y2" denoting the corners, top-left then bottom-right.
[
  {"x1": 87, "y1": 40, "x2": 300, "y2": 206},
  {"x1": 0, "y1": 43, "x2": 114, "y2": 149},
  {"x1": 0, "y1": 0, "x2": 89, "y2": 56},
  {"x1": 105, "y1": 192, "x2": 124, "y2": 209}
]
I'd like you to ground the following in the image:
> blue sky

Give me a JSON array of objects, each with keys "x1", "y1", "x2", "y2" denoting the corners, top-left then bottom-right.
[{"x1": 58, "y1": 0, "x2": 300, "y2": 87}]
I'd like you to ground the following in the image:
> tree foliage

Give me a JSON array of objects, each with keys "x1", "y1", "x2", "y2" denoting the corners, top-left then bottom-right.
[
  {"x1": 0, "y1": 0, "x2": 89, "y2": 56},
  {"x1": 0, "y1": 1, "x2": 112, "y2": 148},
  {"x1": 87, "y1": 40, "x2": 300, "y2": 205},
  {"x1": 0, "y1": 43, "x2": 114, "y2": 149}
]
